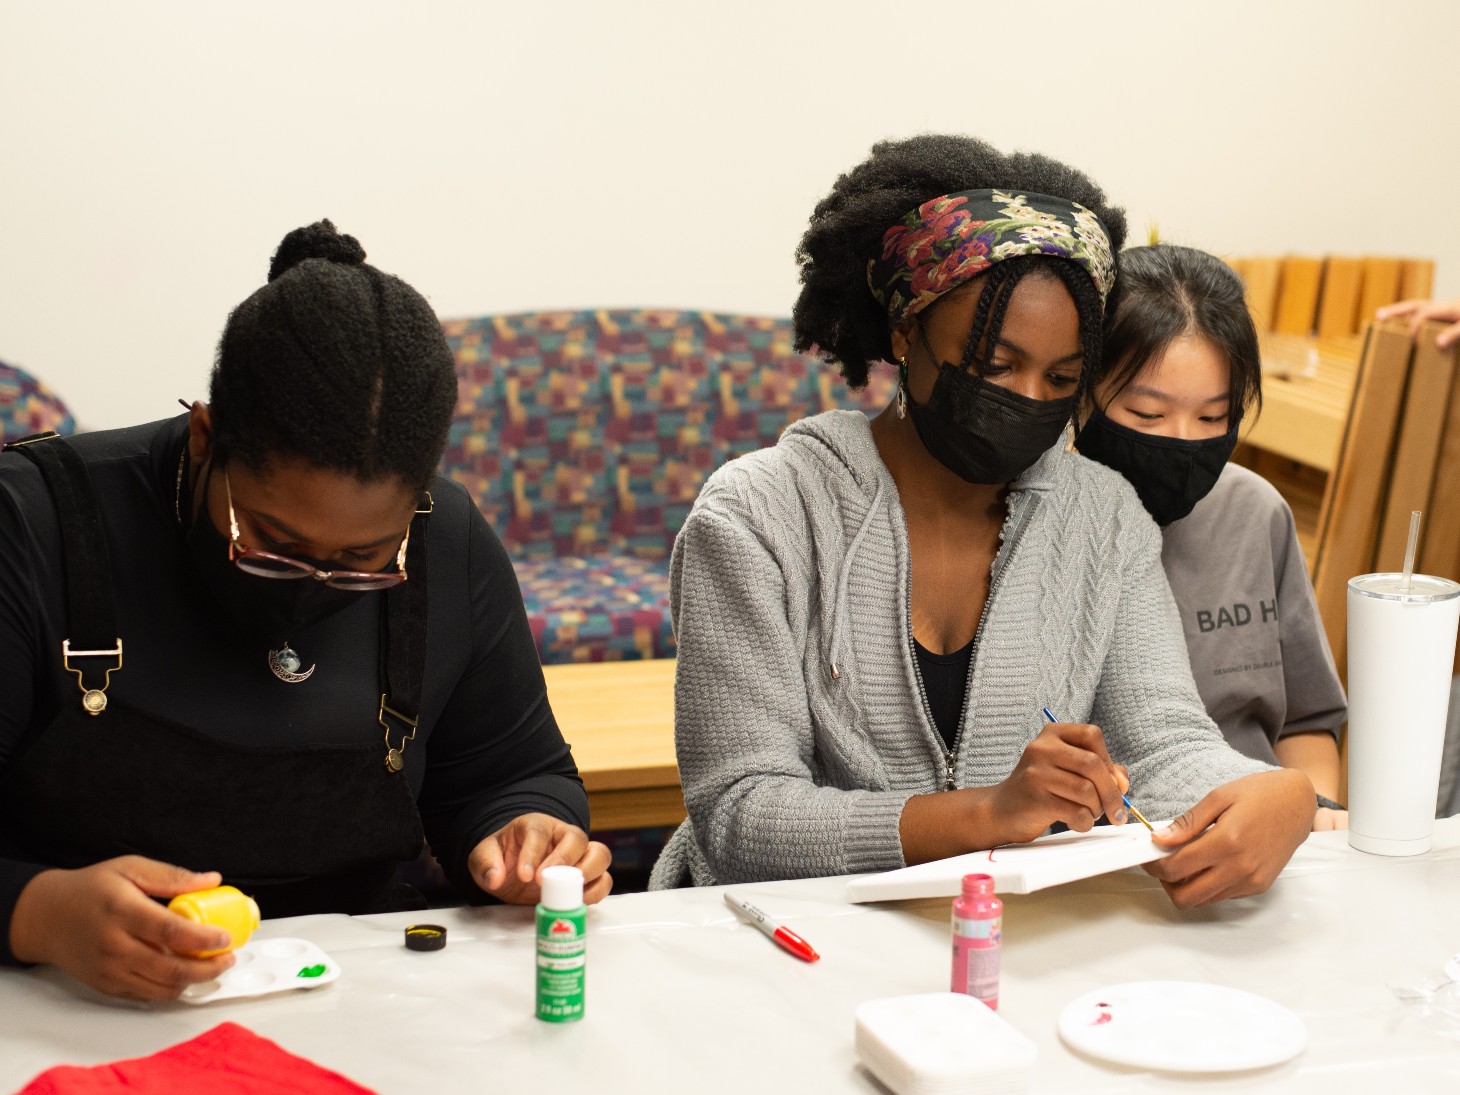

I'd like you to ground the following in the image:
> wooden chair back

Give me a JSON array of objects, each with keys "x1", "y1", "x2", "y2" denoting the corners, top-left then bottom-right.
[
  {"x1": 1307, "y1": 322, "x2": 1419, "y2": 676},
  {"x1": 1226, "y1": 255, "x2": 1434, "y2": 337},
  {"x1": 1304, "y1": 320, "x2": 1460, "y2": 679}
]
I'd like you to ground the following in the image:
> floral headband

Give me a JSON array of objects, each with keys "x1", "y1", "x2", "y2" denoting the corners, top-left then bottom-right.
[{"x1": 867, "y1": 188, "x2": 1116, "y2": 328}]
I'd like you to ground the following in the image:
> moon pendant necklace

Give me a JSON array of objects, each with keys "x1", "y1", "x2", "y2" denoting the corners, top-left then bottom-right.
[{"x1": 268, "y1": 644, "x2": 315, "y2": 683}]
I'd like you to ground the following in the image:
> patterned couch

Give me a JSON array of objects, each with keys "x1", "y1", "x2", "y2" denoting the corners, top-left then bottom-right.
[
  {"x1": 0, "y1": 359, "x2": 75, "y2": 443},
  {"x1": 440, "y1": 310, "x2": 896, "y2": 664}
]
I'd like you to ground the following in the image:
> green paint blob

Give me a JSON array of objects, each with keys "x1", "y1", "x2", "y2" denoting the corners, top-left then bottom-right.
[{"x1": 296, "y1": 964, "x2": 328, "y2": 978}]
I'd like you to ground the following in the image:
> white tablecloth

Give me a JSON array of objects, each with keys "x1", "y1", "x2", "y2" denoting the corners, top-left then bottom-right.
[{"x1": 6, "y1": 822, "x2": 1460, "y2": 1093}]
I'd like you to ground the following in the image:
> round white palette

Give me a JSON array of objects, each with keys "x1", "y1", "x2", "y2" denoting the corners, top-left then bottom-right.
[{"x1": 1058, "y1": 981, "x2": 1306, "y2": 1073}]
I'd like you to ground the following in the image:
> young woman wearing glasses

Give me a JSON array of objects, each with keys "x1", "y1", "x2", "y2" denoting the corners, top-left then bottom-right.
[{"x1": 0, "y1": 221, "x2": 610, "y2": 1000}]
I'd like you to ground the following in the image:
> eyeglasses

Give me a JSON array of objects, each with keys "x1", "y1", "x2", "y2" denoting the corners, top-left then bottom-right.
[{"x1": 225, "y1": 469, "x2": 409, "y2": 590}]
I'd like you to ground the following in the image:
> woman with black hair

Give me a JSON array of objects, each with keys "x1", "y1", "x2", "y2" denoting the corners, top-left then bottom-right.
[
  {"x1": 1075, "y1": 244, "x2": 1348, "y2": 828},
  {"x1": 650, "y1": 136, "x2": 1315, "y2": 905},
  {"x1": 0, "y1": 222, "x2": 610, "y2": 1000}
]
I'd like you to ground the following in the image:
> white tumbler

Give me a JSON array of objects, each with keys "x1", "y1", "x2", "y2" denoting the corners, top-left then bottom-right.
[{"x1": 1347, "y1": 573, "x2": 1460, "y2": 856}]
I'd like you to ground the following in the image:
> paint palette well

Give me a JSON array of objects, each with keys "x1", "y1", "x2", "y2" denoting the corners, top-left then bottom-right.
[
  {"x1": 1057, "y1": 981, "x2": 1305, "y2": 1073},
  {"x1": 179, "y1": 937, "x2": 340, "y2": 1005}
]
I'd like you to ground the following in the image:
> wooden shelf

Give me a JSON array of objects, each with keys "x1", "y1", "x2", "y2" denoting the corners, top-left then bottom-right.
[{"x1": 1244, "y1": 333, "x2": 1363, "y2": 474}]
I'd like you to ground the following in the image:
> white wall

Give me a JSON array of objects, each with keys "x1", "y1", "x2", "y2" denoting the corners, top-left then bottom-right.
[{"x1": 3, "y1": 0, "x2": 1458, "y2": 430}]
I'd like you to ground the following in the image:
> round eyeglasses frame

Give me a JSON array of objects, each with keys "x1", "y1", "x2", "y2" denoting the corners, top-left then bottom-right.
[{"x1": 225, "y1": 469, "x2": 410, "y2": 591}]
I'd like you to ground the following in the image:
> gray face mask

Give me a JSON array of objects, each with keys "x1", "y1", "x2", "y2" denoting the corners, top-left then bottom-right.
[{"x1": 900, "y1": 358, "x2": 1075, "y2": 485}]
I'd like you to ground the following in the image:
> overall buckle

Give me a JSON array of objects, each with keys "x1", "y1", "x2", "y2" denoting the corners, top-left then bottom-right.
[{"x1": 61, "y1": 638, "x2": 123, "y2": 716}]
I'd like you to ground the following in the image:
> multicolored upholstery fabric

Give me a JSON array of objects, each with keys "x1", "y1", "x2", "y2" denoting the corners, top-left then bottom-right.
[
  {"x1": 511, "y1": 555, "x2": 672, "y2": 663},
  {"x1": 0, "y1": 359, "x2": 76, "y2": 443},
  {"x1": 441, "y1": 310, "x2": 896, "y2": 663}
]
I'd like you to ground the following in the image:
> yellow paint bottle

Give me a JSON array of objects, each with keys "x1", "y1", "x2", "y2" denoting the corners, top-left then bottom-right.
[{"x1": 167, "y1": 885, "x2": 260, "y2": 957}]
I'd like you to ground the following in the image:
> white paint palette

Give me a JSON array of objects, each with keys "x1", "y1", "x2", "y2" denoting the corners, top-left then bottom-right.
[
  {"x1": 855, "y1": 993, "x2": 1037, "y2": 1094},
  {"x1": 179, "y1": 937, "x2": 340, "y2": 1005},
  {"x1": 1058, "y1": 981, "x2": 1306, "y2": 1072}
]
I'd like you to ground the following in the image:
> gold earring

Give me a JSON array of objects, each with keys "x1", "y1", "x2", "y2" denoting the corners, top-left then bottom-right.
[{"x1": 896, "y1": 357, "x2": 908, "y2": 420}]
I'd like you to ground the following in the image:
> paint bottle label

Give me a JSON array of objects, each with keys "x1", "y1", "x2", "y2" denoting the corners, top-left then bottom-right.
[
  {"x1": 535, "y1": 904, "x2": 586, "y2": 1022},
  {"x1": 951, "y1": 913, "x2": 1001, "y2": 1008}
]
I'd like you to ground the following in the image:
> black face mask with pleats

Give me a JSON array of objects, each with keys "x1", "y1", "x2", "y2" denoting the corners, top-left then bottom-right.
[
  {"x1": 904, "y1": 361, "x2": 1076, "y2": 485},
  {"x1": 1074, "y1": 406, "x2": 1240, "y2": 526}
]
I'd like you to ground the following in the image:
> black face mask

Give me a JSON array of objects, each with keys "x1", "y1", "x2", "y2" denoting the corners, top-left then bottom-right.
[
  {"x1": 902, "y1": 360, "x2": 1076, "y2": 485},
  {"x1": 183, "y1": 465, "x2": 364, "y2": 648},
  {"x1": 1073, "y1": 407, "x2": 1240, "y2": 526}
]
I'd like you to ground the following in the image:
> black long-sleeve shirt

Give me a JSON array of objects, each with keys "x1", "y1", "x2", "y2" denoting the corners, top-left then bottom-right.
[{"x1": 0, "y1": 414, "x2": 586, "y2": 961}]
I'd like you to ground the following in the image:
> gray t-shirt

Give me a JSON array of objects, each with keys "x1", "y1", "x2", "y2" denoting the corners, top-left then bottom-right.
[{"x1": 1161, "y1": 463, "x2": 1347, "y2": 764}]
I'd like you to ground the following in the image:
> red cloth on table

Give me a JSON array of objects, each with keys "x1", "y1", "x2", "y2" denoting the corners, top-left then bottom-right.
[{"x1": 15, "y1": 1021, "x2": 377, "y2": 1094}]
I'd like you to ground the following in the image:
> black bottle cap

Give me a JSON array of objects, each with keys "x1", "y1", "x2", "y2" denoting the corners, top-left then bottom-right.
[{"x1": 404, "y1": 924, "x2": 447, "y2": 951}]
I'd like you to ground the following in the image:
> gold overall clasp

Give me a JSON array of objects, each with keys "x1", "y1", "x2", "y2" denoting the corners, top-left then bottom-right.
[
  {"x1": 61, "y1": 638, "x2": 123, "y2": 716},
  {"x1": 378, "y1": 694, "x2": 420, "y2": 773}
]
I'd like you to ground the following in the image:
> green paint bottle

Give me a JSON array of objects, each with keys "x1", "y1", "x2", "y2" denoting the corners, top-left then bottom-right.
[{"x1": 535, "y1": 865, "x2": 586, "y2": 1022}]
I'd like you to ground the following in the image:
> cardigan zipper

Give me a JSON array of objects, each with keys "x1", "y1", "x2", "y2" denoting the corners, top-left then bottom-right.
[
  {"x1": 941, "y1": 492, "x2": 1036, "y2": 790},
  {"x1": 904, "y1": 596, "x2": 941, "y2": 781}
]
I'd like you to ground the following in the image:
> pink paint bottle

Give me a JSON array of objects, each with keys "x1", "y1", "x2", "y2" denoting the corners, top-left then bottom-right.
[{"x1": 951, "y1": 872, "x2": 1002, "y2": 1009}]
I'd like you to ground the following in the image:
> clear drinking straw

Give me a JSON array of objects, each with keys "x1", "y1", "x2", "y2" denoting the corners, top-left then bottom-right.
[{"x1": 1401, "y1": 510, "x2": 1422, "y2": 592}]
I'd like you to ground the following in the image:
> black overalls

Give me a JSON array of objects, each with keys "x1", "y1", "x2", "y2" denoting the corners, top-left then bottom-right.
[{"x1": 0, "y1": 432, "x2": 433, "y2": 917}]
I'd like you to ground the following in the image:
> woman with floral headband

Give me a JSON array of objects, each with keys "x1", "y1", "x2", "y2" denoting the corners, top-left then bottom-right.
[{"x1": 649, "y1": 135, "x2": 1316, "y2": 907}]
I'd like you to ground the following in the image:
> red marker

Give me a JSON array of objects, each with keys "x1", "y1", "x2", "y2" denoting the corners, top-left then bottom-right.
[{"x1": 724, "y1": 891, "x2": 820, "y2": 963}]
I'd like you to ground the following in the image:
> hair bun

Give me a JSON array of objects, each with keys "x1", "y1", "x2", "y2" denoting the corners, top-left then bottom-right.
[{"x1": 267, "y1": 219, "x2": 367, "y2": 282}]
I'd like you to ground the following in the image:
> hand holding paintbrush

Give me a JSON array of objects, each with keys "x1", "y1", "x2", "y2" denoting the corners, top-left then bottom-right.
[{"x1": 1041, "y1": 707, "x2": 1154, "y2": 832}]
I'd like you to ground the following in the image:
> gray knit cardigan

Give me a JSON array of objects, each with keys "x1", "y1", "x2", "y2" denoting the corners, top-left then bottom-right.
[{"x1": 648, "y1": 410, "x2": 1269, "y2": 889}]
